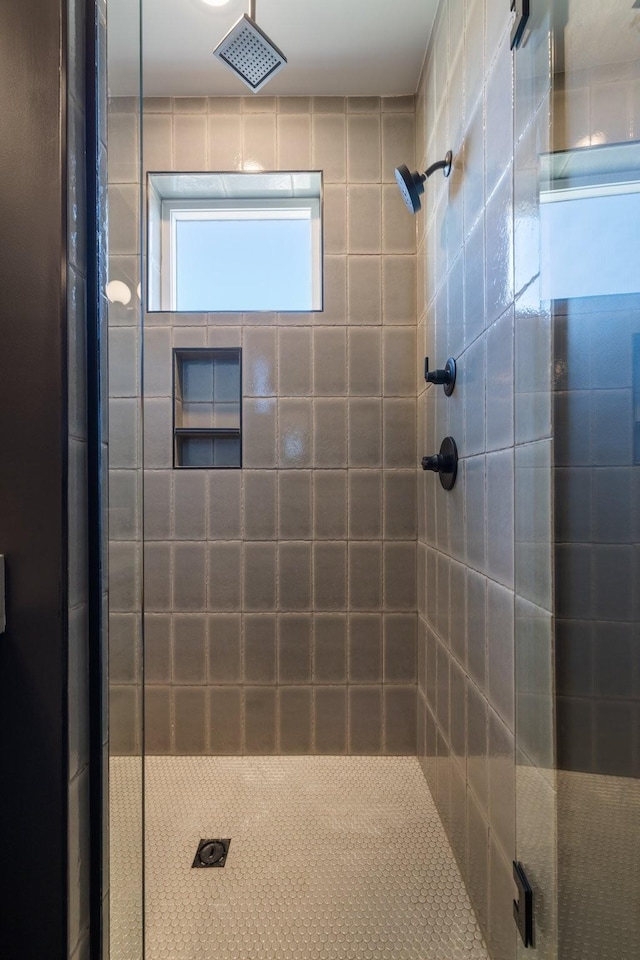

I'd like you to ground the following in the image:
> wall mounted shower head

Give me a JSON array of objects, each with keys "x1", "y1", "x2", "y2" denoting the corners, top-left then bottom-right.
[
  {"x1": 213, "y1": 1, "x2": 287, "y2": 93},
  {"x1": 395, "y1": 151, "x2": 453, "y2": 214}
]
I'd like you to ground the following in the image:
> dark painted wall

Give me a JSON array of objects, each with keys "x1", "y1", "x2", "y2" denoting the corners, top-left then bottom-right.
[{"x1": 0, "y1": 1, "x2": 68, "y2": 956}]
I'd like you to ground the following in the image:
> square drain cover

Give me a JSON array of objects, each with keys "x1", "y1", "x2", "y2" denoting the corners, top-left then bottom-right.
[{"x1": 192, "y1": 838, "x2": 231, "y2": 868}]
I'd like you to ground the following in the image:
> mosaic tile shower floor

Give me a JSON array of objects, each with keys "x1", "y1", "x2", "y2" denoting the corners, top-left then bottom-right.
[
  {"x1": 558, "y1": 771, "x2": 640, "y2": 960},
  {"x1": 111, "y1": 756, "x2": 489, "y2": 960}
]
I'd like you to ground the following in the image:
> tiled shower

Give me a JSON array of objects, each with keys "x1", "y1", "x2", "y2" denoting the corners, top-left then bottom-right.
[
  {"x1": 105, "y1": 2, "x2": 640, "y2": 960},
  {"x1": 4, "y1": 0, "x2": 640, "y2": 957},
  {"x1": 109, "y1": 36, "x2": 524, "y2": 960}
]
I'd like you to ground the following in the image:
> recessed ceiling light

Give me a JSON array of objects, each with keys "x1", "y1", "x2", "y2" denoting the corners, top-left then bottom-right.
[{"x1": 202, "y1": 0, "x2": 233, "y2": 7}]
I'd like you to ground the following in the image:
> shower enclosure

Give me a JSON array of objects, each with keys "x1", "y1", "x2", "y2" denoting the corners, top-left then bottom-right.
[{"x1": 105, "y1": 2, "x2": 639, "y2": 959}]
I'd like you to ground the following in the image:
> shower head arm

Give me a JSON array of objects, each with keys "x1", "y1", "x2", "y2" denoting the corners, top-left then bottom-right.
[
  {"x1": 424, "y1": 151, "x2": 453, "y2": 179},
  {"x1": 249, "y1": 0, "x2": 256, "y2": 19}
]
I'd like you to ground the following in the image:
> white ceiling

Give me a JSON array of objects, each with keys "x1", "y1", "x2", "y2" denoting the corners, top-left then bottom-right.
[{"x1": 108, "y1": 0, "x2": 438, "y2": 98}]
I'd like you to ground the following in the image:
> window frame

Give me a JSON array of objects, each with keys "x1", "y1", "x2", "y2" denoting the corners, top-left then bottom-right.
[{"x1": 539, "y1": 141, "x2": 640, "y2": 302}]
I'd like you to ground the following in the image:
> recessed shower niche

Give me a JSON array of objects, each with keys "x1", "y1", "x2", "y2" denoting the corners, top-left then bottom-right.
[{"x1": 173, "y1": 348, "x2": 242, "y2": 468}]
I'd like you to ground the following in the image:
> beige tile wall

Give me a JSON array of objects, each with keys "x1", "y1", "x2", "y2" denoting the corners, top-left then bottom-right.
[{"x1": 109, "y1": 94, "x2": 420, "y2": 757}]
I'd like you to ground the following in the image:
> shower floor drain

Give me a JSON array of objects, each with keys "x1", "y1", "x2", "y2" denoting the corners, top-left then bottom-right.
[{"x1": 192, "y1": 839, "x2": 231, "y2": 868}]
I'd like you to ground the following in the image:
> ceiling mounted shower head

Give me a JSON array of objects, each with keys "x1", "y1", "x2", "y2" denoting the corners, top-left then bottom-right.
[
  {"x1": 213, "y1": 2, "x2": 287, "y2": 93},
  {"x1": 395, "y1": 151, "x2": 453, "y2": 214}
]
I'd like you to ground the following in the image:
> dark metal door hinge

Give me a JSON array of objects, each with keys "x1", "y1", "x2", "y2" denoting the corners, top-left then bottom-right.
[
  {"x1": 513, "y1": 861, "x2": 534, "y2": 947},
  {"x1": 510, "y1": 0, "x2": 530, "y2": 49}
]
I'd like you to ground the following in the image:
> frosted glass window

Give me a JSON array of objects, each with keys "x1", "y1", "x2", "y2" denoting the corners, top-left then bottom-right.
[
  {"x1": 174, "y1": 213, "x2": 313, "y2": 312},
  {"x1": 541, "y1": 188, "x2": 640, "y2": 300},
  {"x1": 147, "y1": 172, "x2": 323, "y2": 312},
  {"x1": 539, "y1": 141, "x2": 640, "y2": 301}
]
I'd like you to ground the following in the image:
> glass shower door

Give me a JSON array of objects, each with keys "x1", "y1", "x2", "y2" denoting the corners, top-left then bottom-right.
[
  {"x1": 107, "y1": 1, "x2": 145, "y2": 957},
  {"x1": 513, "y1": 2, "x2": 557, "y2": 957},
  {"x1": 514, "y1": 1, "x2": 640, "y2": 958},
  {"x1": 549, "y1": 3, "x2": 640, "y2": 959}
]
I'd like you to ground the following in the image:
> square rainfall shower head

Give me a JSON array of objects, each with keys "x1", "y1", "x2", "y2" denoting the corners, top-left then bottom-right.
[{"x1": 213, "y1": 14, "x2": 287, "y2": 93}]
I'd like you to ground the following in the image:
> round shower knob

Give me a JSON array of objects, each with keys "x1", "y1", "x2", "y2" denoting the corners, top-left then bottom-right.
[{"x1": 421, "y1": 437, "x2": 458, "y2": 491}]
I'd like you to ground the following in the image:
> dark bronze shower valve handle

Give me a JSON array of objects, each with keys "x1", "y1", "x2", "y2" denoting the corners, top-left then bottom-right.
[
  {"x1": 424, "y1": 357, "x2": 456, "y2": 396},
  {"x1": 422, "y1": 437, "x2": 458, "y2": 491}
]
